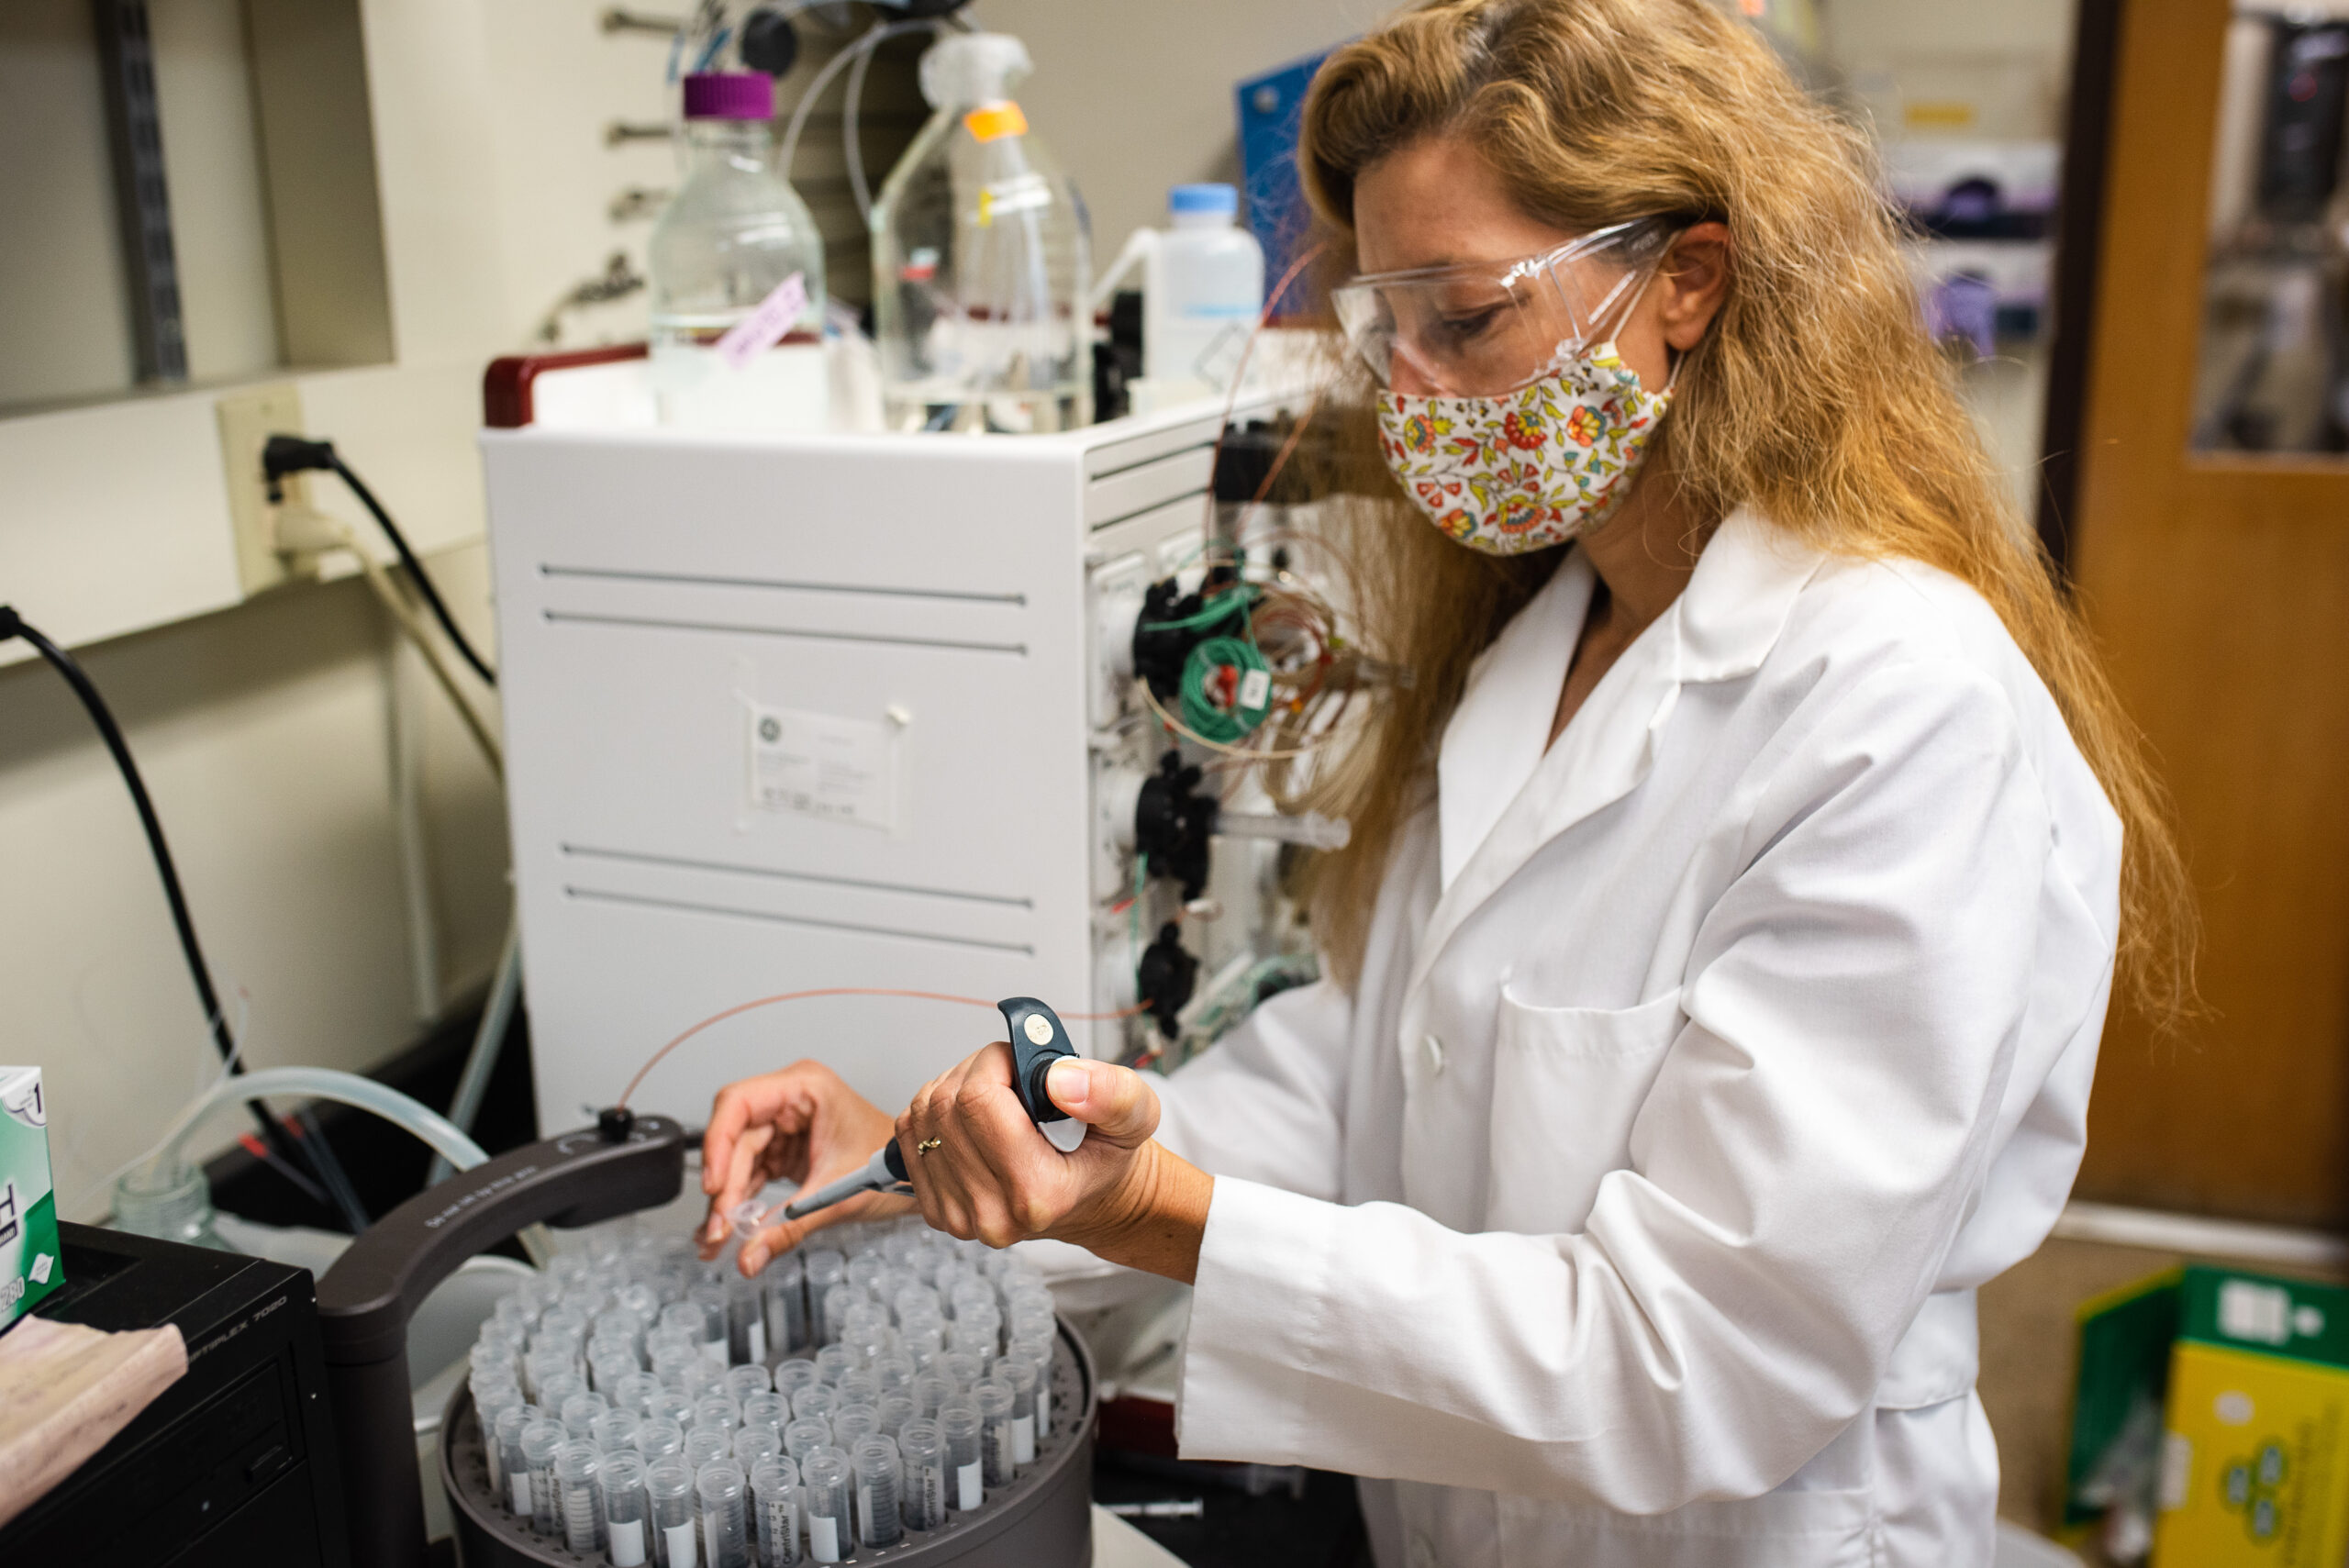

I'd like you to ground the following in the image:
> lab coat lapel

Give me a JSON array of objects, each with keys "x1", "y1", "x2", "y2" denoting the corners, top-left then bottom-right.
[
  {"x1": 1436, "y1": 551, "x2": 1593, "y2": 892},
  {"x1": 1407, "y1": 508, "x2": 1822, "y2": 1001}
]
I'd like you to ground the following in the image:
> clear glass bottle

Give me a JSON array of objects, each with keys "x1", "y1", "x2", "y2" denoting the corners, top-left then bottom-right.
[
  {"x1": 112, "y1": 1162, "x2": 233, "y2": 1251},
  {"x1": 872, "y1": 32, "x2": 1093, "y2": 433},
  {"x1": 650, "y1": 72, "x2": 829, "y2": 433}
]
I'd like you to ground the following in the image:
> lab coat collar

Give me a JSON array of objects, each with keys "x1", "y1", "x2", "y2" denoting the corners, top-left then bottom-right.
[
  {"x1": 1674, "y1": 506, "x2": 1826, "y2": 684},
  {"x1": 1415, "y1": 507, "x2": 1820, "y2": 992}
]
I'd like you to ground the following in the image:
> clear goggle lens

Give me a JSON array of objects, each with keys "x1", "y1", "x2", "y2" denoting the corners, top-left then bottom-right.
[{"x1": 1331, "y1": 220, "x2": 1674, "y2": 397}]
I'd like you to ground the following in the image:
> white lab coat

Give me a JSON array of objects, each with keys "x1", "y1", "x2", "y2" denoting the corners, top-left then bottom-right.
[{"x1": 1151, "y1": 507, "x2": 2121, "y2": 1567}]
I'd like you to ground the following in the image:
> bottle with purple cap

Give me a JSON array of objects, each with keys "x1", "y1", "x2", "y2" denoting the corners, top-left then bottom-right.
[{"x1": 649, "y1": 72, "x2": 829, "y2": 432}]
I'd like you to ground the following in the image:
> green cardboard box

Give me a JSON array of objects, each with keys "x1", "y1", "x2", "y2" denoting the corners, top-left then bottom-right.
[
  {"x1": 0, "y1": 1066, "x2": 63, "y2": 1329},
  {"x1": 2065, "y1": 1263, "x2": 2349, "y2": 1565}
]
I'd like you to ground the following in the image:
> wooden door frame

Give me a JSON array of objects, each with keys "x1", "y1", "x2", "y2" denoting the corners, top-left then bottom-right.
[{"x1": 2070, "y1": 0, "x2": 2349, "y2": 1223}]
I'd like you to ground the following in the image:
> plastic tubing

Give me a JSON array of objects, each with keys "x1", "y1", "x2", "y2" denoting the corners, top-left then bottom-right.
[{"x1": 150, "y1": 1064, "x2": 486, "y2": 1179}]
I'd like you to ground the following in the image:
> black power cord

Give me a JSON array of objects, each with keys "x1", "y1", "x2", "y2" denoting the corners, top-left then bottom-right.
[
  {"x1": 0, "y1": 604, "x2": 372, "y2": 1231},
  {"x1": 262, "y1": 435, "x2": 498, "y2": 687}
]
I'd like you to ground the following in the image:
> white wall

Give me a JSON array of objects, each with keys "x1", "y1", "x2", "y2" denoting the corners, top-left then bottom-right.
[{"x1": 4, "y1": 563, "x2": 506, "y2": 1221}]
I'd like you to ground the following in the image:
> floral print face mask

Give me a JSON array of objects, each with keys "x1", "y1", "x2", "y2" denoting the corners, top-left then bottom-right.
[{"x1": 1376, "y1": 344, "x2": 1673, "y2": 555}]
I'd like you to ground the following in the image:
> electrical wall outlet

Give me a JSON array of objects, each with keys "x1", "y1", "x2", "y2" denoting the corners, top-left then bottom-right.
[{"x1": 216, "y1": 383, "x2": 310, "y2": 596}]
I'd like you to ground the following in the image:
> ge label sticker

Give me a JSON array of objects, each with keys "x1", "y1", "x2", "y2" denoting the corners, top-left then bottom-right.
[{"x1": 748, "y1": 706, "x2": 898, "y2": 831}]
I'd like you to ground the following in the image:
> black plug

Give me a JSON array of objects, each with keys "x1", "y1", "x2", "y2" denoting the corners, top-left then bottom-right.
[
  {"x1": 261, "y1": 433, "x2": 338, "y2": 502},
  {"x1": 739, "y1": 6, "x2": 798, "y2": 75},
  {"x1": 0, "y1": 604, "x2": 22, "y2": 643},
  {"x1": 1138, "y1": 924, "x2": 1200, "y2": 1040}
]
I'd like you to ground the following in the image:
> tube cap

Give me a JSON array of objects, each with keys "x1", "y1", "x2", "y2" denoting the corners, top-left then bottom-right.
[
  {"x1": 1169, "y1": 183, "x2": 1239, "y2": 217},
  {"x1": 683, "y1": 72, "x2": 775, "y2": 120},
  {"x1": 919, "y1": 33, "x2": 1031, "y2": 109}
]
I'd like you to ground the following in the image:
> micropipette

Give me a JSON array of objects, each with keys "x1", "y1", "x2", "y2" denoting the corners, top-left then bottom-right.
[{"x1": 778, "y1": 996, "x2": 1087, "y2": 1223}]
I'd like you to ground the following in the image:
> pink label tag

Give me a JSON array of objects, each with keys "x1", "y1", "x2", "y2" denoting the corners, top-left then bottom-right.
[{"x1": 716, "y1": 272, "x2": 809, "y2": 371}]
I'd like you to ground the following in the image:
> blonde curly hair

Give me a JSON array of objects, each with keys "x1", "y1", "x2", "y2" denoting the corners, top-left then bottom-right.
[{"x1": 1284, "y1": 0, "x2": 2196, "y2": 1029}]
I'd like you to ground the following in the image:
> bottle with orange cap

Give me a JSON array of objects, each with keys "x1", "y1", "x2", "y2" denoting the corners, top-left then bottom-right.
[{"x1": 871, "y1": 32, "x2": 1094, "y2": 435}]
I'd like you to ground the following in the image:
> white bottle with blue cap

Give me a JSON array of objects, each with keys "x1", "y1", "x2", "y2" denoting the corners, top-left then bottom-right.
[
  {"x1": 1146, "y1": 183, "x2": 1265, "y2": 390},
  {"x1": 1092, "y1": 183, "x2": 1267, "y2": 406}
]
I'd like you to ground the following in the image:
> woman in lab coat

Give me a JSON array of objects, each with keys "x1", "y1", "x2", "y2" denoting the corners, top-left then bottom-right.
[{"x1": 699, "y1": 1, "x2": 2196, "y2": 1562}]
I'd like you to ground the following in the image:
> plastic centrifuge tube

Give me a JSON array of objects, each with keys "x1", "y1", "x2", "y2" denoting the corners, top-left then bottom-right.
[
  {"x1": 558, "y1": 1440, "x2": 608, "y2": 1555},
  {"x1": 763, "y1": 1253, "x2": 807, "y2": 1356},
  {"x1": 601, "y1": 1450, "x2": 652, "y2": 1567},
  {"x1": 593, "y1": 1409, "x2": 642, "y2": 1456},
  {"x1": 874, "y1": 1394, "x2": 915, "y2": 1443},
  {"x1": 646, "y1": 1461, "x2": 698, "y2": 1568},
  {"x1": 819, "y1": 1285, "x2": 858, "y2": 1352},
  {"x1": 538, "y1": 1373, "x2": 588, "y2": 1425},
  {"x1": 750, "y1": 1456, "x2": 800, "y2": 1567},
  {"x1": 565, "y1": 1392, "x2": 611, "y2": 1442},
  {"x1": 723, "y1": 1363, "x2": 772, "y2": 1403},
  {"x1": 685, "y1": 1428, "x2": 731, "y2": 1474},
  {"x1": 896, "y1": 1418, "x2": 947, "y2": 1532},
  {"x1": 813, "y1": 1344, "x2": 857, "y2": 1385},
  {"x1": 910, "y1": 1373, "x2": 954, "y2": 1421},
  {"x1": 783, "y1": 1418, "x2": 834, "y2": 1470},
  {"x1": 525, "y1": 1346, "x2": 572, "y2": 1402},
  {"x1": 871, "y1": 1351, "x2": 917, "y2": 1396},
  {"x1": 939, "y1": 1351, "x2": 984, "y2": 1395},
  {"x1": 773, "y1": 1360, "x2": 820, "y2": 1403},
  {"x1": 690, "y1": 1284, "x2": 730, "y2": 1363},
  {"x1": 852, "y1": 1438, "x2": 904, "y2": 1548},
  {"x1": 792, "y1": 1385, "x2": 839, "y2": 1426},
  {"x1": 741, "y1": 1391, "x2": 789, "y2": 1435},
  {"x1": 991, "y1": 1358, "x2": 1038, "y2": 1464},
  {"x1": 637, "y1": 1417, "x2": 686, "y2": 1465},
  {"x1": 733, "y1": 1425, "x2": 780, "y2": 1469},
  {"x1": 829, "y1": 1404, "x2": 878, "y2": 1452},
  {"x1": 652, "y1": 1345, "x2": 699, "y2": 1394},
  {"x1": 834, "y1": 1370, "x2": 880, "y2": 1408},
  {"x1": 651, "y1": 1391, "x2": 698, "y2": 1429},
  {"x1": 696, "y1": 1395, "x2": 741, "y2": 1433},
  {"x1": 800, "y1": 1251, "x2": 846, "y2": 1337},
  {"x1": 593, "y1": 1347, "x2": 640, "y2": 1397},
  {"x1": 697, "y1": 1460, "x2": 751, "y2": 1568},
  {"x1": 728, "y1": 1278, "x2": 766, "y2": 1365},
  {"x1": 937, "y1": 1401, "x2": 984, "y2": 1513},
  {"x1": 520, "y1": 1418, "x2": 567, "y2": 1535},
  {"x1": 616, "y1": 1371, "x2": 663, "y2": 1418},
  {"x1": 800, "y1": 1451, "x2": 852, "y2": 1564},
  {"x1": 495, "y1": 1404, "x2": 536, "y2": 1515},
  {"x1": 476, "y1": 1385, "x2": 523, "y2": 1491},
  {"x1": 974, "y1": 1382, "x2": 1017, "y2": 1485}
]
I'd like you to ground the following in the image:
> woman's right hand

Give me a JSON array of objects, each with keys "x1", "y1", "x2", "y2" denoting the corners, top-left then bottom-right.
[{"x1": 698, "y1": 1060, "x2": 912, "y2": 1273}]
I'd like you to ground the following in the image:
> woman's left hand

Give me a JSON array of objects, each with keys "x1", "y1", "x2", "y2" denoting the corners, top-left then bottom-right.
[{"x1": 897, "y1": 1043, "x2": 1212, "y2": 1283}]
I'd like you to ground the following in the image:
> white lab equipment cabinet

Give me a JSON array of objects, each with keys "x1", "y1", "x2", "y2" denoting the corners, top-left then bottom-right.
[{"x1": 481, "y1": 389, "x2": 1290, "y2": 1133}]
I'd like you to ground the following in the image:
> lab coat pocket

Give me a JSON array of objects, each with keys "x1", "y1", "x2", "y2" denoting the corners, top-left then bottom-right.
[{"x1": 1486, "y1": 986, "x2": 1684, "y2": 1235}]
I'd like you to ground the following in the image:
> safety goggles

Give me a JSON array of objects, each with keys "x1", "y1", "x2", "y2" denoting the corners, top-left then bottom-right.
[{"x1": 1330, "y1": 218, "x2": 1677, "y2": 397}]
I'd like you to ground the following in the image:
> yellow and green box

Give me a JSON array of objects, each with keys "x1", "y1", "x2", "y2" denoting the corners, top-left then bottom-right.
[
  {"x1": 0, "y1": 1065, "x2": 63, "y2": 1329},
  {"x1": 2065, "y1": 1263, "x2": 2349, "y2": 1566}
]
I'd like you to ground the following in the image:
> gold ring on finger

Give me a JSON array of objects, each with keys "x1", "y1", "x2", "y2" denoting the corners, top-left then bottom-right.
[{"x1": 917, "y1": 1137, "x2": 943, "y2": 1156}]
